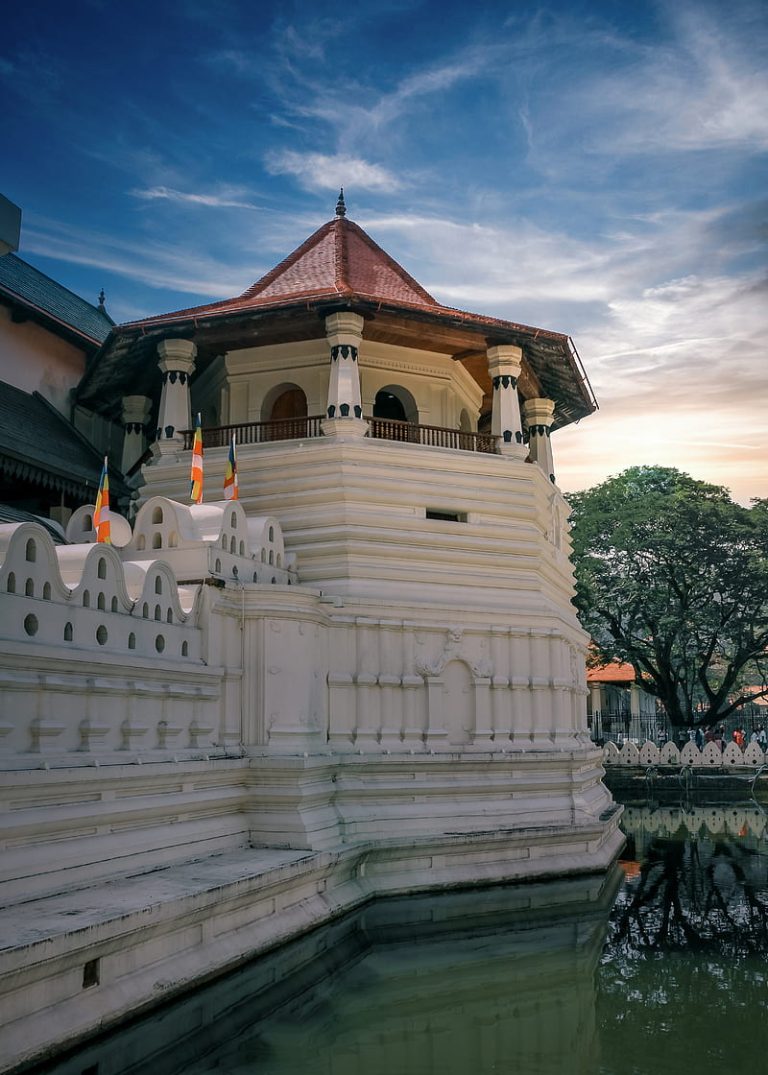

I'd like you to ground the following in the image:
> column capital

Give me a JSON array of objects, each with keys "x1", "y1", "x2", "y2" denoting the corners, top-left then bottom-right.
[
  {"x1": 121, "y1": 394, "x2": 152, "y2": 427},
  {"x1": 325, "y1": 311, "x2": 364, "y2": 346},
  {"x1": 157, "y1": 338, "x2": 197, "y2": 373},
  {"x1": 522, "y1": 397, "x2": 555, "y2": 428},
  {"x1": 486, "y1": 344, "x2": 523, "y2": 375}
]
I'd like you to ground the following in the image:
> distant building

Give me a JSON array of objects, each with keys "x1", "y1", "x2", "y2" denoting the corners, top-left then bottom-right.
[{"x1": 0, "y1": 234, "x2": 124, "y2": 524}]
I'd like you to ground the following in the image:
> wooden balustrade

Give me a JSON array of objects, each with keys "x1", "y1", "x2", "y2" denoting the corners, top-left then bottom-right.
[
  {"x1": 368, "y1": 418, "x2": 498, "y2": 453},
  {"x1": 182, "y1": 416, "x2": 324, "y2": 449},
  {"x1": 182, "y1": 416, "x2": 499, "y2": 454}
]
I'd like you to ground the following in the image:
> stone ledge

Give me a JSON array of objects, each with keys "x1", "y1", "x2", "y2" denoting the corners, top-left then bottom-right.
[{"x1": 0, "y1": 819, "x2": 623, "y2": 1074}]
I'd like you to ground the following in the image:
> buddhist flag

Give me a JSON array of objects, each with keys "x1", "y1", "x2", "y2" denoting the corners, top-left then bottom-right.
[
  {"x1": 224, "y1": 435, "x2": 238, "y2": 501},
  {"x1": 190, "y1": 413, "x2": 204, "y2": 504},
  {"x1": 93, "y1": 456, "x2": 111, "y2": 544}
]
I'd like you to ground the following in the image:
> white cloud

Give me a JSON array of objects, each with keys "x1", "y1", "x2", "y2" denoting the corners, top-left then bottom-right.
[
  {"x1": 533, "y1": 3, "x2": 768, "y2": 158},
  {"x1": 264, "y1": 151, "x2": 402, "y2": 193},
  {"x1": 21, "y1": 218, "x2": 261, "y2": 300},
  {"x1": 129, "y1": 185, "x2": 262, "y2": 210}
]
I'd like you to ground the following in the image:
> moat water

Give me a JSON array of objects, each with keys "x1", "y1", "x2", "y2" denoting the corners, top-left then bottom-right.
[{"x1": 34, "y1": 799, "x2": 768, "y2": 1075}]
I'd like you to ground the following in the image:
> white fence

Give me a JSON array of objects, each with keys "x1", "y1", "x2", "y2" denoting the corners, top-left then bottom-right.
[{"x1": 603, "y1": 739, "x2": 768, "y2": 768}]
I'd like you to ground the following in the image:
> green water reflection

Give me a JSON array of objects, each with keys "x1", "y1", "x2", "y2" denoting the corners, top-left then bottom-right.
[
  {"x1": 34, "y1": 804, "x2": 768, "y2": 1075},
  {"x1": 598, "y1": 804, "x2": 768, "y2": 1074}
]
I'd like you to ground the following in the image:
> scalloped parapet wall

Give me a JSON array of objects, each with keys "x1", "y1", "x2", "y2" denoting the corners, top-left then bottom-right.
[
  {"x1": 0, "y1": 497, "x2": 297, "y2": 766},
  {"x1": 602, "y1": 739, "x2": 767, "y2": 768}
]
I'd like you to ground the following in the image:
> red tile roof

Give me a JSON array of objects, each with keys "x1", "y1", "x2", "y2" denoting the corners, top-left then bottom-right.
[
  {"x1": 124, "y1": 217, "x2": 439, "y2": 329},
  {"x1": 586, "y1": 662, "x2": 636, "y2": 684}
]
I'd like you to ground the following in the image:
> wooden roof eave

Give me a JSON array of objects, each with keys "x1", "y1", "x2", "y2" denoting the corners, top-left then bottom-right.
[{"x1": 77, "y1": 294, "x2": 597, "y2": 430}]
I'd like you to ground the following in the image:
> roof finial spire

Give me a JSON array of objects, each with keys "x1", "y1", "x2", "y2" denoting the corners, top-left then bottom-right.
[
  {"x1": 98, "y1": 288, "x2": 106, "y2": 308},
  {"x1": 335, "y1": 187, "x2": 346, "y2": 218}
]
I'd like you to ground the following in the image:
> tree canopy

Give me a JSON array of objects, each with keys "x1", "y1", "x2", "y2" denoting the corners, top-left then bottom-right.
[{"x1": 568, "y1": 466, "x2": 768, "y2": 728}]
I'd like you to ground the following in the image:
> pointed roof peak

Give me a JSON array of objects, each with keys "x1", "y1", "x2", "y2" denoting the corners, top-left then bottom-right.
[
  {"x1": 335, "y1": 188, "x2": 346, "y2": 218},
  {"x1": 233, "y1": 213, "x2": 437, "y2": 309}
]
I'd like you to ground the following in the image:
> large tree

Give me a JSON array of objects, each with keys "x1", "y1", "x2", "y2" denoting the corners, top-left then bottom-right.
[{"x1": 568, "y1": 466, "x2": 768, "y2": 729}]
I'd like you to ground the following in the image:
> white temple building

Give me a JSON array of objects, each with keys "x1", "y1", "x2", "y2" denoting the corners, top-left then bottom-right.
[{"x1": 0, "y1": 194, "x2": 622, "y2": 1070}]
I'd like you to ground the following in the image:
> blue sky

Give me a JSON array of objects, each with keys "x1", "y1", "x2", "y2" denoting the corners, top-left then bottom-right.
[{"x1": 2, "y1": 0, "x2": 766, "y2": 502}]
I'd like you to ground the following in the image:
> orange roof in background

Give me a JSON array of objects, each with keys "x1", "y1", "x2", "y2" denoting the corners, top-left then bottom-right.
[{"x1": 587, "y1": 661, "x2": 636, "y2": 684}]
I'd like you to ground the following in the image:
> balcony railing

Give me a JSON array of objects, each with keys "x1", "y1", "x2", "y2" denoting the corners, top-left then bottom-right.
[
  {"x1": 182, "y1": 416, "x2": 325, "y2": 449},
  {"x1": 368, "y1": 418, "x2": 498, "y2": 453},
  {"x1": 182, "y1": 416, "x2": 499, "y2": 454}
]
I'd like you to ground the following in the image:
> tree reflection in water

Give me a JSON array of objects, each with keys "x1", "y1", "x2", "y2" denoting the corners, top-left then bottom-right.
[{"x1": 598, "y1": 812, "x2": 768, "y2": 1074}]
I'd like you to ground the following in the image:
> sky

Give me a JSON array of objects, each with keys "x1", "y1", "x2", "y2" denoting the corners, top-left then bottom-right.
[{"x1": 1, "y1": 0, "x2": 766, "y2": 504}]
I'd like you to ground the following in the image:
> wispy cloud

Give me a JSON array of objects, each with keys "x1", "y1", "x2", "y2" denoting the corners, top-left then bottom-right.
[
  {"x1": 129, "y1": 185, "x2": 263, "y2": 210},
  {"x1": 21, "y1": 218, "x2": 262, "y2": 303},
  {"x1": 264, "y1": 151, "x2": 402, "y2": 193}
]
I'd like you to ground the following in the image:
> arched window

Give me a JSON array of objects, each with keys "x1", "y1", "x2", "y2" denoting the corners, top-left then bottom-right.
[
  {"x1": 166, "y1": 609, "x2": 173, "y2": 624},
  {"x1": 128, "y1": 632, "x2": 136, "y2": 650},
  {"x1": 239, "y1": 540, "x2": 245, "y2": 556},
  {"x1": 111, "y1": 596, "x2": 118, "y2": 612},
  {"x1": 168, "y1": 532, "x2": 178, "y2": 548},
  {"x1": 373, "y1": 386, "x2": 419, "y2": 433},
  {"x1": 25, "y1": 578, "x2": 34, "y2": 597},
  {"x1": 142, "y1": 602, "x2": 149, "y2": 618},
  {"x1": 268, "y1": 550, "x2": 274, "y2": 565},
  {"x1": 155, "y1": 576, "x2": 163, "y2": 595},
  {"x1": 374, "y1": 390, "x2": 407, "y2": 421},
  {"x1": 25, "y1": 539, "x2": 36, "y2": 563},
  {"x1": 97, "y1": 592, "x2": 106, "y2": 610},
  {"x1": 231, "y1": 512, "x2": 237, "y2": 529},
  {"x1": 97, "y1": 558, "x2": 107, "y2": 580},
  {"x1": 84, "y1": 514, "x2": 93, "y2": 531},
  {"x1": 152, "y1": 506, "x2": 164, "y2": 524},
  {"x1": 152, "y1": 533, "x2": 162, "y2": 550},
  {"x1": 43, "y1": 582, "x2": 51, "y2": 600},
  {"x1": 181, "y1": 641, "x2": 189, "y2": 657},
  {"x1": 137, "y1": 535, "x2": 146, "y2": 551},
  {"x1": 6, "y1": 572, "x2": 15, "y2": 594},
  {"x1": 64, "y1": 622, "x2": 73, "y2": 641},
  {"x1": 264, "y1": 384, "x2": 308, "y2": 440},
  {"x1": 268, "y1": 525, "x2": 274, "y2": 542},
  {"x1": 96, "y1": 625, "x2": 108, "y2": 646},
  {"x1": 230, "y1": 536, "x2": 236, "y2": 554},
  {"x1": 215, "y1": 558, "x2": 221, "y2": 572},
  {"x1": 82, "y1": 589, "x2": 90, "y2": 608},
  {"x1": 154, "y1": 604, "x2": 162, "y2": 621},
  {"x1": 221, "y1": 535, "x2": 227, "y2": 550}
]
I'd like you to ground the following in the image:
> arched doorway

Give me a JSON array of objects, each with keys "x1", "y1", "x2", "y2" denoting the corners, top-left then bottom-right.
[
  {"x1": 373, "y1": 385, "x2": 418, "y2": 441},
  {"x1": 374, "y1": 390, "x2": 408, "y2": 422},
  {"x1": 263, "y1": 384, "x2": 308, "y2": 440}
]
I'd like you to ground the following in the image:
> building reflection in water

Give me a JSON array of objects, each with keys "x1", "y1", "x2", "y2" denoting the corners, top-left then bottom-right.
[
  {"x1": 599, "y1": 804, "x2": 768, "y2": 1074},
  {"x1": 35, "y1": 804, "x2": 768, "y2": 1075},
  {"x1": 36, "y1": 869, "x2": 621, "y2": 1075}
]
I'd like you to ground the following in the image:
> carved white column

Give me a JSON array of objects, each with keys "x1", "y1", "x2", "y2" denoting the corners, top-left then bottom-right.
[
  {"x1": 522, "y1": 398, "x2": 556, "y2": 483},
  {"x1": 486, "y1": 345, "x2": 526, "y2": 456},
  {"x1": 120, "y1": 395, "x2": 152, "y2": 474},
  {"x1": 154, "y1": 339, "x2": 197, "y2": 458},
  {"x1": 322, "y1": 312, "x2": 367, "y2": 439}
]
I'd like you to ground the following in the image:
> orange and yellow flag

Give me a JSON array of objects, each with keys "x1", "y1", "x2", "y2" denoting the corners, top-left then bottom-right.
[
  {"x1": 190, "y1": 414, "x2": 204, "y2": 504},
  {"x1": 93, "y1": 456, "x2": 111, "y2": 544},
  {"x1": 224, "y1": 434, "x2": 238, "y2": 501}
]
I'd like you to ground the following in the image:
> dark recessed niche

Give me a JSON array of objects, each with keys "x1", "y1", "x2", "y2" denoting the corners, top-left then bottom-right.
[{"x1": 426, "y1": 510, "x2": 466, "y2": 523}]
